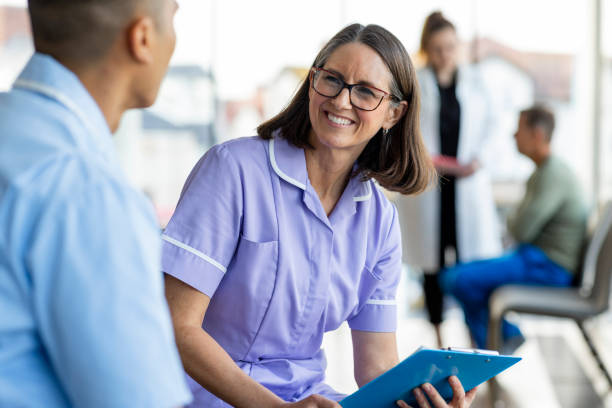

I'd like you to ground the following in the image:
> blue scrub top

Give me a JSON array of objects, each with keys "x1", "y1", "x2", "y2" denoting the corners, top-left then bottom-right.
[
  {"x1": 162, "y1": 135, "x2": 402, "y2": 406},
  {"x1": 0, "y1": 53, "x2": 191, "y2": 407}
]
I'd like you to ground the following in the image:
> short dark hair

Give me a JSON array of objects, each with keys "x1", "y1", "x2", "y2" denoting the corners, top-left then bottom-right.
[
  {"x1": 520, "y1": 104, "x2": 555, "y2": 141},
  {"x1": 257, "y1": 24, "x2": 435, "y2": 195},
  {"x1": 27, "y1": 0, "x2": 160, "y2": 64},
  {"x1": 420, "y1": 11, "x2": 456, "y2": 55}
]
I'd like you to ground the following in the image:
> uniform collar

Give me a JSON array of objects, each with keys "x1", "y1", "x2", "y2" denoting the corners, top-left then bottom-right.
[
  {"x1": 268, "y1": 135, "x2": 308, "y2": 190},
  {"x1": 268, "y1": 135, "x2": 372, "y2": 203},
  {"x1": 12, "y1": 53, "x2": 115, "y2": 165}
]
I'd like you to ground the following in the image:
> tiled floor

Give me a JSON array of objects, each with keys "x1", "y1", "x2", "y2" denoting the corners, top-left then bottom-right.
[
  {"x1": 322, "y1": 269, "x2": 612, "y2": 407},
  {"x1": 537, "y1": 336, "x2": 602, "y2": 408}
]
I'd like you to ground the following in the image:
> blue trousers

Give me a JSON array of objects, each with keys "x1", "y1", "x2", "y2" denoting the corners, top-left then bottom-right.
[{"x1": 439, "y1": 244, "x2": 573, "y2": 349}]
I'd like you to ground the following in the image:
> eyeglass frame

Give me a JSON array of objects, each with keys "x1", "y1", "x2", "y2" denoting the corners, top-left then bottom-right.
[{"x1": 309, "y1": 67, "x2": 402, "y2": 112}]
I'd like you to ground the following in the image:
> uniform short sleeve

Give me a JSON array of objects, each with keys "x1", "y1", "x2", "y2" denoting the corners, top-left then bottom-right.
[
  {"x1": 28, "y1": 163, "x2": 191, "y2": 408},
  {"x1": 348, "y1": 205, "x2": 402, "y2": 333},
  {"x1": 162, "y1": 145, "x2": 243, "y2": 297}
]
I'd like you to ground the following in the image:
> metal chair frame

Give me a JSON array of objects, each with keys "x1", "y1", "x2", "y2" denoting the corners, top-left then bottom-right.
[{"x1": 486, "y1": 202, "x2": 612, "y2": 404}]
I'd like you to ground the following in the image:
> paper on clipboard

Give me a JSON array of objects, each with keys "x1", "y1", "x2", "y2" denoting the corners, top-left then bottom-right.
[{"x1": 339, "y1": 347, "x2": 521, "y2": 408}]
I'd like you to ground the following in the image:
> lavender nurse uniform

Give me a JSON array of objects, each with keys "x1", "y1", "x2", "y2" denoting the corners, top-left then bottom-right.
[{"x1": 161, "y1": 134, "x2": 402, "y2": 407}]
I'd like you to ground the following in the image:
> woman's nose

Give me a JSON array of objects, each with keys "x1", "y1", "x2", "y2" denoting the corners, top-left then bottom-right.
[{"x1": 331, "y1": 87, "x2": 352, "y2": 110}]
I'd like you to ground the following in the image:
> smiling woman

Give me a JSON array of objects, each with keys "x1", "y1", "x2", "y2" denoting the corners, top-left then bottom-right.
[
  {"x1": 306, "y1": 42, "x2": 404, "y2": 177},
  {"x1": 160, "y1": 23, "x2": 477, "y2": 408},
  {"x1": 258, "y1": 23, "x2": 434, "y2": 196}
]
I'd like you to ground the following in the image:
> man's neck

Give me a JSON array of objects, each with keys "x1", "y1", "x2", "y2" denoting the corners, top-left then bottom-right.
[
  {"x1": 67, "y1": 61, "x2": 131, "y2": 134},
  {"x1": 532, "y1": 148, "x2": 551, "y2": 167}
]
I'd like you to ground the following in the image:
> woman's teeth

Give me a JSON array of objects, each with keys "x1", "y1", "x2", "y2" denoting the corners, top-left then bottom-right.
[{"x1": 327, "y1": 112, "x2": 352, "y2": 126}]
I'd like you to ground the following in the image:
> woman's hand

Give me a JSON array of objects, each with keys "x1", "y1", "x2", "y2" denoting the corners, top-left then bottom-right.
[
  {"x1": 279, "y1": 394, "x2": 342, "y2": 408},
  {"x1": 434, "y1": 157, "x2": 479, "y2": 178},
  {"x1": 396, "y1": 376, "x2": 478, "y2": 408},
  {"x1": 454, "y1": 160, "x2": 480, "y2": 178}
]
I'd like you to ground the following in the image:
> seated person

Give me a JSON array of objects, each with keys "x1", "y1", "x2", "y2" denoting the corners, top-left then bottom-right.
[
  {"x1": 162, "y1": 23, "x2": 477, "y2": 408},
  {"x1": 440, "y1": 104, "x2": 588, "y2": 353}
]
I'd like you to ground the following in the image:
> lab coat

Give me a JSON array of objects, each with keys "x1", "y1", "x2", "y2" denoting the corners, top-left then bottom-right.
[{"x1": 396, "y1": 65, "x2": 502, "y2": 270}]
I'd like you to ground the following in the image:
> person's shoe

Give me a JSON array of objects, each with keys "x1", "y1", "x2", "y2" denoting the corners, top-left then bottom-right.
[{"x1": 501, "y1": 333, "x2": 525, "y2": 355}]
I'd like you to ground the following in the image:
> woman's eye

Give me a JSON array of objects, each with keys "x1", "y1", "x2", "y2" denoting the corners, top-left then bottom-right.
[
  {"x1": 355, "y1": 86, "x2": 376, "y2": 98},
  {"x1": 324, "y1": 75, "x2": 342, "y2": 85}
]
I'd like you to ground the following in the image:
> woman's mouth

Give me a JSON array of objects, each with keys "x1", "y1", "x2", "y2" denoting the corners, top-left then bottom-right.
[{"x1": 326, "y1": 111, "x2": 354, "y2": 127}]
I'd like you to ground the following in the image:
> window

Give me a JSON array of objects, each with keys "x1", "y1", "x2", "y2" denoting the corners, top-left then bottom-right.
[
  {"x1": 600, "y1": 0, "x2": 612, "y2": 204},
  {"x1": 0, "y1": 0, "x2": 604, "y2": 219}
]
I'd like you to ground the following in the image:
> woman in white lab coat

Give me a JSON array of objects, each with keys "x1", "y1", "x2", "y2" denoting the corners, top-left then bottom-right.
[{"x1": 396, "y1": 12, "x2": 502, "y2": 346}]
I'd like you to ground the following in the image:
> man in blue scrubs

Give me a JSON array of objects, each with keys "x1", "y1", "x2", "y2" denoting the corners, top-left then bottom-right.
[{"x1": 0, "y1": 1, "x2": 191, "y2": 407}]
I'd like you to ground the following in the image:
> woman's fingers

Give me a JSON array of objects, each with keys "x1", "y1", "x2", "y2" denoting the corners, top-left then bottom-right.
[
  {"x1": 396, "y1": 399, "x2": 412, "y2": 408},
  {"x1": 413, "y1": 386, "x2": 432, "y2": 408},
  {"x1": 464, "y1": 385, "x2": 478, "y2": 405},
  {"x1": 448, "y1": 376, "x2": 466, "y2": 406},
  {"x1": 413, "y1": 377, "x2": 476, "y2": 408},
  {"x1": 420, "y1": 383, "x2": 447, "y2": 407}
]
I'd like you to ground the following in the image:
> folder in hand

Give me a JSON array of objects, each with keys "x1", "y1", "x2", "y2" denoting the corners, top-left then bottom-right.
[{"x1": 340, "y1": 347, "x2": 521, "y2": 408}]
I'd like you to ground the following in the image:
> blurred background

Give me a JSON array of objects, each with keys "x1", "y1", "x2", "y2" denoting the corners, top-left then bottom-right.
[{"x1": 1, "y1": 0, "x2": 611, "y2": 406}]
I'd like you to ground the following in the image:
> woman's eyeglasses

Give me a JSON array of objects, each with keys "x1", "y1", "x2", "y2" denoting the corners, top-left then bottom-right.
[{"x1": 310, "y1": 67, "x2": 400, "y2": 111}]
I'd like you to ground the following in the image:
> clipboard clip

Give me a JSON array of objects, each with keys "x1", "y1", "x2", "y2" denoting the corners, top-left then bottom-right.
[{"x1": 443, "y1": 347, "x2": 500, "y2": 356}]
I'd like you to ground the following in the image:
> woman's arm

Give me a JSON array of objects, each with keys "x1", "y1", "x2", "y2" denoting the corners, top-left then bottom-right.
[
  {"x1": 351, "y1": 330, "x2": 477, "y2": 408},
  {"x1": 165, "y1": 275, "x2": 340, "y2": 408},
  {"x1": 351, "y1": 330, "x2": 399, "y2": 387},
  {"x1": 164, "y1": 274, "x2": 285, "y2": 408}
]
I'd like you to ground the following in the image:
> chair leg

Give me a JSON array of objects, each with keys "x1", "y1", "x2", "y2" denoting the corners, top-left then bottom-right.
[
  {"x1": 577, "y1": 320, "x2": 612, "y2": 388},
  {"x1": 488, "y1": 377, "x2": 501, "y2": 408},
  {"x1": 487, "y1": 314, "x2": 504, "y2": 406}
]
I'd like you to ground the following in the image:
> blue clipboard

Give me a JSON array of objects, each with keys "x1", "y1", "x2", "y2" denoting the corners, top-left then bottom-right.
[{"x1": 340, "y1": 347, "x2": 521, "y2": 408}]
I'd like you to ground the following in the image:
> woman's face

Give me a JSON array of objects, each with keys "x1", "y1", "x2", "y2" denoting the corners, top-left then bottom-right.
[
  {"x1": 425, "y1": 27, "x2": 458, "y2": 73},
  {"x1": 307, "y1": 42, "x2": 406, "y2": 157}
]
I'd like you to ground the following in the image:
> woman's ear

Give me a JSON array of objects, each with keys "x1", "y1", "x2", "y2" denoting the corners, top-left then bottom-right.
[{"x1": 383, "y1": 100, "x2": 408, "y2": 129}]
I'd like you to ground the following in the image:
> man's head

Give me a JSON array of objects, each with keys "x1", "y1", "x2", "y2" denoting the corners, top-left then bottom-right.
[
  {"x1": 28, "y1": 0, "x2": 178, "y2": 108},
  {"x1": 514, "y1": 104, "x2": 555, "y2": 161}
]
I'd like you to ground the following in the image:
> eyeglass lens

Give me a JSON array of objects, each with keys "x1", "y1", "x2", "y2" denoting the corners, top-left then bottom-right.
[{"x1": 313, "y1": 70, "x2": 386, "y2": 111}]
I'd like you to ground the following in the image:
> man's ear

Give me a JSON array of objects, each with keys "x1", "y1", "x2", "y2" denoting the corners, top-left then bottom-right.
[
  {"x1": 127, "y1": 16, "x2": 155, "y2": 64},
  {"x1": 382, "y1": 100, "x2": 408, "y2": 129}
]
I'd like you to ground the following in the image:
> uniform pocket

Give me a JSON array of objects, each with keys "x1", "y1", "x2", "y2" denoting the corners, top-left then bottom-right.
[{"x1": 204, "y1": 235, "x2": 278, "y2": 360}]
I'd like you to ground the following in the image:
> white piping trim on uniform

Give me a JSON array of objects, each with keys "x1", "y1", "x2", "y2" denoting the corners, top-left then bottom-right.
[
  {"x1": 353, "y1": 181, "x2": 372, "y2": 202},
  {"x1": 13, "y1": 79, "x2": 98, "y2": 138},
  {"x1": 162, "y1": 234, "x2": 227, "y2": 273},
  {"x1": 269, "y1": 138, "x2": 306, "y2": 190},
  {"x1": 365, "y1": 299, "x2": 397, "y2": 306}
]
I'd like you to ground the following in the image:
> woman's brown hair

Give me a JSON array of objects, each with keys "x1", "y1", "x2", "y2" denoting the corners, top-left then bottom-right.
[
  {"x1": 257, "y1": 23, "x2": 435, "y2": 195},
  {"x1": 419, "y1": 11, "x2": 456, "y2": 55}
]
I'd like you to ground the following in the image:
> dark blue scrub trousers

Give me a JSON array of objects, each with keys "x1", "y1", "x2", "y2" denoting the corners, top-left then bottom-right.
[{"x1": 439, "y1": 244, "x2": 573, "y2": 349}]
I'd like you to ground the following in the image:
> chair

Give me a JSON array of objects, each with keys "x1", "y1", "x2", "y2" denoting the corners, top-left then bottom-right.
[{"x1": 486, "y1": 202, "x2": 612, "y2": 404}]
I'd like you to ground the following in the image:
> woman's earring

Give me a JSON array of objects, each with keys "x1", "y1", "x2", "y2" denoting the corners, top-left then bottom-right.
[{"x1": 382, "y1": 128, "x2": 389, "y2": 137}]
